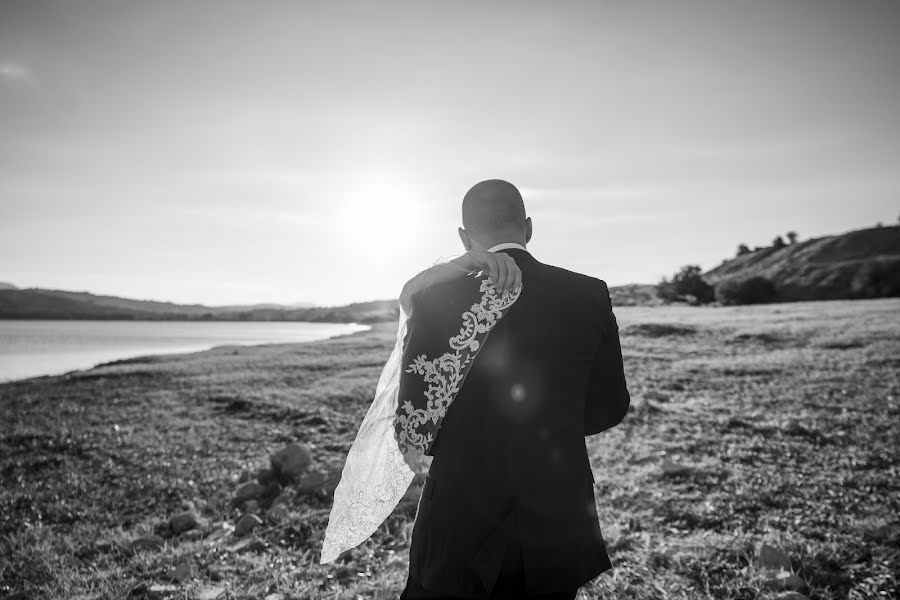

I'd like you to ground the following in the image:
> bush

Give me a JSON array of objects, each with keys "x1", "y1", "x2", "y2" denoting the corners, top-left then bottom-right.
[
  {"x1": 657, "y1": 265, "x2": 715, "y2": 304},
  {"x1": 736, "y1": 243, "x2": 751, "y2": 256},
  {"x1": 715, "y1": 277, "x2": 776, "y2": 305}
]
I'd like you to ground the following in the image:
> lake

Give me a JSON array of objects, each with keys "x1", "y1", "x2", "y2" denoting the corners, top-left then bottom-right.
[{"x1": 0, "y1": 320, "x2": 371, "y2": 383}]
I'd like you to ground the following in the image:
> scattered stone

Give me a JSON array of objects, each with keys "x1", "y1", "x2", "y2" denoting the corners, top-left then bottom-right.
[
  {"x1": 203, "y1": 490, "x2": 227, "y2": 515},
  {"x1": 299, "y1": 467, "x2": 341, "y2": 496},
  {"x1": 644, "y1": 390, "x2": 671, "y2": 402},
  {"x1": 205, "y1": 521, "x2": 234, "y2": 543},
  {"x1": 234, "y1": 513, "x2": 263, "y2": 537},
  {"x1": 761, "y1": 569, "x2": 806, "y2": 592},
  {"x1": 660, "y1": 457, "x2": 694, "y2": 476},
  {"x1": 757, "y1": 543, "x2": 793, "y2": 572},
  {"x1": 129, "y1": 535, "x2": 165, "y2": 554},
  {"x1": 147, "y1": 584, "x2": 178, "y2": 599},
  {"x1": 603, "y1": 525, "x2": 628, "y2": 551},
  {"x1": 207, "y1": 564, "x2": 226, "y2": 581},
  {"x1": 181, "y1": 529, "x2": 203, "y2": 542},
  {"x1": 264, "y1": 594, "x2": 285, "y2": 600},
  {"x1": 257, "y1": 468, "x2": 277, "y2": 485},
  {"x1": 169, "y1": 559, "x2": 193, "y2": 583},
  {"x1": 270, "y1": 493, "x2": 291, "y2": 508},
  {"x1": 270, "y1": 442, "x2": 312, "y2": 483},
  {"x1": 196, "y1": 587, "x2": 226, "y2": 600},
  {"x1": 232, "y1": 481, "x2": 264, "y2": 506},
  {"x1": 243, "y1": 500, "x2": 260, "y2": 514},
  {"x1": 772, "y1": 593, "x2": 810, "y2": 600},
  {"x1": 265, "y1": 502, "x2": 289, "y2": 524},
  {"x1": 169, "y1": 511, "x2": 198, "y2": 534},
  {"x1": 226, "y1": 537, "x2": 257, "y2": 553}
]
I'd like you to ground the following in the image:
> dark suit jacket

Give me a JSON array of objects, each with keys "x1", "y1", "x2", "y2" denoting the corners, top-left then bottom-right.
[{"x1": 402, "y1": 247, "x2": 630, "y2": 596}]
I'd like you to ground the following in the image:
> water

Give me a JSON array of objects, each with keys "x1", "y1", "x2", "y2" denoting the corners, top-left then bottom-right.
[{"x1": 0, "y1": 320, "x2": 371, "y2": 383}]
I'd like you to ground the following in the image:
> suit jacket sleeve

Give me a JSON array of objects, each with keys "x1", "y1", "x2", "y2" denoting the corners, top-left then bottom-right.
[{"x1": 584, "y1": 280, "x2": 630, "y2": 436}]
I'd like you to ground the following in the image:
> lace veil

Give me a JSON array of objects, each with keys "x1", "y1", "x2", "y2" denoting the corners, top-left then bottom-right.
[{"x1": 320, "y1": 255, "x2": 522, "y2": 563}]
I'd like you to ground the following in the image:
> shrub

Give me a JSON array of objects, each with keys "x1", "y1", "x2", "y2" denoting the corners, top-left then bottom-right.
[
  {"x1": 736, "y1": 243, "x2": 751, "y2": 256},
  {"x1": 715, "y1": 276, "x2": 776, "y2": 305},
  {"x1": 773, "y1": 235, "x2": 786, "y2": 248}
]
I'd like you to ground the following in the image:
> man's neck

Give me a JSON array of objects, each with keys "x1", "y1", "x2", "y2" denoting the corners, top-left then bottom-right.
[{"x1": 485, "y1": 241, "x2": 528, "y2": 253}]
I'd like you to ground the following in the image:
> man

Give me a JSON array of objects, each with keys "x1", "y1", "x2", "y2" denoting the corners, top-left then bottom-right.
[{"x1": 399, "y1": 179, "x2": 631, "y2": 599}]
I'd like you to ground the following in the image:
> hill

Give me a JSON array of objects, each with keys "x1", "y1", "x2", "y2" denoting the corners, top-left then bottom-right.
[
  {"x1": 0, "y1": 287, "x2": 398, "y2": 323},
  {"x1": 703, "y1": 224, "x2": 900, "y2": 302}
]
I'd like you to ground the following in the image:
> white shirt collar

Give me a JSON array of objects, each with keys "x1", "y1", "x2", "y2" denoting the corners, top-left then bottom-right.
[{"x1": 486, "y1": 242, "x2": 528, "y2": 253}]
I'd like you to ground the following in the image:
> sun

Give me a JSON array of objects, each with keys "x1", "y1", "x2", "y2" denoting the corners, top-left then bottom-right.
[{"x1": 336, "y1": 173, "x2": 420, "y2": 260}]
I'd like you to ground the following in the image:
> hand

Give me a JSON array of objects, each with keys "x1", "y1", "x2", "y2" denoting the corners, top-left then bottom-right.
[{"x1": 465, "y1": 250, "x2": 522, "y2": 293}]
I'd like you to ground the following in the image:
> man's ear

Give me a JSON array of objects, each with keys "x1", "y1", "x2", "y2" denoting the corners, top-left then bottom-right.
[
  {"x1": 525, "y1": 217, "x2": 533, "y2": 244},
  {"x1": 458, "y1": 227, "x2": 473, "y2": 251}
]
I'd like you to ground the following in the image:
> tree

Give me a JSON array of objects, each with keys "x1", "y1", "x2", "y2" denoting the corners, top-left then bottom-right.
[
  {"x1": 657, "y1": 265, "x2": 715, "y2": 304},
  {"x1": 773, "y1": 235, "x2": 786, "y2": 248},
  {"x1": 786, "y1": 231, "x2": 798, "y2": 244},
  {"x1": 737, "y1": 243, "x2": 751, "y2": 256}
]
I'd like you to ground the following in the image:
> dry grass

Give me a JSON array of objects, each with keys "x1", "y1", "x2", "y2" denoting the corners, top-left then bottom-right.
[{"x1": 1, "y1": 298, "x2": 898, "y2": 599}]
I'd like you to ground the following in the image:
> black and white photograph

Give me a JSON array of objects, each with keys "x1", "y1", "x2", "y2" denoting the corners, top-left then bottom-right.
[{"x1": 1, "y1": 1, "x2": 898, "y2": 599}]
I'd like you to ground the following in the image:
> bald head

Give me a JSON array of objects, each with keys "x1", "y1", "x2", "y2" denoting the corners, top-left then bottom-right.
[{"x1": 460, "y1": 179, "x2": 530, "y2": 248}]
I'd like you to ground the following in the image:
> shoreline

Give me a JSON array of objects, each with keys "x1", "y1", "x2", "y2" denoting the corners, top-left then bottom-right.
[{"x1": 0, "y1": 320, "x2": 376, "y2": 385}]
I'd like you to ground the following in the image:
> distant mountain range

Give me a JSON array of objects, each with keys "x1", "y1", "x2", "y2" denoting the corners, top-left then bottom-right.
[
  {"x1": 702, "y1": 224, "x2": 900, "y2": 302},
  {"x1": 0, "y1": 286, "x2": 399, "y2": 323},
  {"x1": 3, "y1": 224, "x2": 896, "y2": 320}
]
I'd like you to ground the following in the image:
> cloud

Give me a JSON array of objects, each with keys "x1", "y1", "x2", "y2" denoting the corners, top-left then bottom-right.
[{"x1": 0, "y1": 59, "x2": 36, "y2": 85}]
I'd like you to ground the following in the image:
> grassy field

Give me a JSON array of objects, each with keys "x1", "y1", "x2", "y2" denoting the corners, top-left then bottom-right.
[{"x1": 1, "y1": 298, "x2": 898, "y2": 599}]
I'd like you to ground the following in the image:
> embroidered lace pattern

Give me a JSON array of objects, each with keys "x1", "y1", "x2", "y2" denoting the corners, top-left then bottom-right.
[
  {"x1": 395, "y1": 277, "x2": 521, "y2": 462},
  {"x1": 320, "y1": 277, "x2": 520, "y2": 564}
]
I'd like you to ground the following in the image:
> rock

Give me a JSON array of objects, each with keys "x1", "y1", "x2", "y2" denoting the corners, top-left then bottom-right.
[
  {"x1": 265, "y1": 502, "x2": 289, "y2": 524},
  {"x1": 270, "y1": 493, "x2": 291, "y2": 508},
  {"x1": 204, "y1": 489, "x2": 229, "y2": 514},
  {"x1": 761, "y1": 569, "x2": 806, "y2": 592},
  {"x1": 196, "y1": 587, "x2": 226, "y2": 600},
  {"x1": 129, "y1": 535, "x2": 165, "y2": 554},
  {"x1": 758, "y1": 543, "x2": 793, "y2": 572},
  {"x1": 299, "y1": 468, "x2": 341, "y2": 496},
  {"x1": 264, "y1": 594, "x2": 285, "y2": 600},
  {"x1": 243, "y1": 500, "x2": 260, "y2": 514},
  {"x1": 207, "y1": 565, "x2": 226, "y2": 581},
  {"x1": 270, "y1": 442, "x2": 312, "y2": 483},
  {"x1": 257, "y1": 468, "x2": 277, "y2": 485},
  {"x1": 205, "y1": 521, "x2": 234, "y2": 543},
  {"x1": 232, "y1": 481, "x2": 264, "y2": 506},
  {"x1": 234, "y1": 513, "x2": 263, "y2": 537},
  {"x1": 660, "y1": 457, "x2": 694, "y2": 476},
  {"x1": 169, "y1": 511, "x2": 198, "y2": 534},
  {"x1": 170, "y1": 559, "x2": 193, "y2": 583},
  {"x1": 226, "y1": 537, "x2": 266, "y2": 553},
  {"x1": 182, "y1": 529, "x2": 203, "y2": 542},
  {"x1": 772, "y1": 593, "x2": 810, "y2": 600},
  {"x1": 147, "y1": 584, "x2": 178, "y2": 599},
  {"x1": 603, "y1": 525, "x2": 628, "y2": 551}
]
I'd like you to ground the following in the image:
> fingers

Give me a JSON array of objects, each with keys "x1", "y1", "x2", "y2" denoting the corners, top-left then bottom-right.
[
  {"x1": 498, "y1": 258, "x2": 510, "y2": 292},
  {"x1": 473, "y1": 251, "x2": 523, "y2": 293}
]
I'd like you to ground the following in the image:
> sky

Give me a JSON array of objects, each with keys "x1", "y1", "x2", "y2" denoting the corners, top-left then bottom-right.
[{"x1": 1, "y1": 0, "x2": 898, "y2": 306}]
